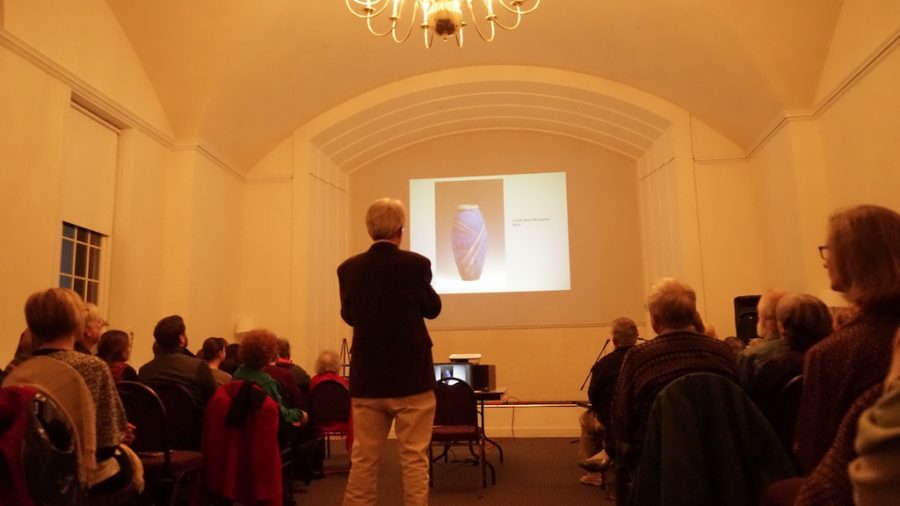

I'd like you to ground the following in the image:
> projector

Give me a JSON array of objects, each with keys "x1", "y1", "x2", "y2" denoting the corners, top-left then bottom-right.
[{"x1": 449, "y1": 353, "x2": 481, "y2": 364}]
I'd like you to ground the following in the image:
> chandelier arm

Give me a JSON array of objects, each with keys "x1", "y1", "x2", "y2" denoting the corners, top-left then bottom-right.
[
  {"x1": 490, "y1": 12, "x2": 523, "y2": 31},
  {"x1": 345, "y1": 0, "x2": 393, "y2": 19},
  {"x1": 495, "y1": 0, "x2": 541, "y2": 15},
  {"x1": 465, "y1": 0, "x2": 497, "y2": 42},
  {"x1": 389, "y1": 2, "x2": 419, "y2": 44}
]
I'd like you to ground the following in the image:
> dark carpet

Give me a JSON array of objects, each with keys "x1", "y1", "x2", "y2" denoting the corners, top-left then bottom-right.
[{"x1": 293, "y1": 438, "x2": 614, "y2": 505}]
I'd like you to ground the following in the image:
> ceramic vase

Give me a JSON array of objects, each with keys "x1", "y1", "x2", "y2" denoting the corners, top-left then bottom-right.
[{"x1": 450, "y1": 204, "x2": 488, "y2": 281}]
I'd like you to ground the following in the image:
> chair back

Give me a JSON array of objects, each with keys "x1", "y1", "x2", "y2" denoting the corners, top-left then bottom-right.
[
  {"x1": 433, "y1": 377, "x2": 477, "y2": 427},
  {"x1": 0, "y1": 384, "x2": 82, "y2": 506},
  {"x1": 309, "y1": 380, "x2": 351, "y2": 427},
  {"x1": 3, "y1": 356, "x2": 98, "y2": 487},
  {"x1": 116, "y1": 381, "x2": 170, "y2": 457},
  {"x1": 144, "y1": 382, "x2": 203, "y2": 450},
  {"x1": 771, "y1": 375, "x2": 803, "y2": 453},
  {"x1": 627, "y1": 373, "x2": 797, "y2": 506},
  {"x1": 203, "y1": 381, "x2": 283, "y2": 504}
]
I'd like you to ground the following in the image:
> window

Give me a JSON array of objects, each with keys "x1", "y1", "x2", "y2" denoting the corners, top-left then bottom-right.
[{"x1": 59, "y1": 222, "x2": 104, "y2": 304}]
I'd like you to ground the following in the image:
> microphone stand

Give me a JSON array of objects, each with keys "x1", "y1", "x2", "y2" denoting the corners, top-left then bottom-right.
[{"x1": 580, "y1": 337, "x2": 611, "y2": 391}]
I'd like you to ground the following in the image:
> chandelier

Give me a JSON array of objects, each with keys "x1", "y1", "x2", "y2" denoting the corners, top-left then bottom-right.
[{"x1": 345, "y1": 0, "x2": 540, "y2": 48}]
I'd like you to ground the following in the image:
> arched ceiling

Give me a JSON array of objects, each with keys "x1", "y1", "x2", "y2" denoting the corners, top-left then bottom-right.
[{"x1": 104, "y1": 0, "x2": 843, "y2": 172}]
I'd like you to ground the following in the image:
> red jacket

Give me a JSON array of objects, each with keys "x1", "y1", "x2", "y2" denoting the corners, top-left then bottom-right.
[{"x1": 203, "y1": 381, "x2": 281, "y2": 505}]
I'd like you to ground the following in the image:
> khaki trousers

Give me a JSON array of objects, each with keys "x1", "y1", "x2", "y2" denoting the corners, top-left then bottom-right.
[
  {"x1": 342, "y1": 391, "x2": 436, "y2": 506},
  {"x1": 579, "y1": 410, "x2": 605, "y2": 459}
]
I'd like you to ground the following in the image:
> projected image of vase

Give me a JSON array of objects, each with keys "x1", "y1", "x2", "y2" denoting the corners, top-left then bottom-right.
[{"x1": 450, "y1": 204, "x2": 488, "y2": 281}]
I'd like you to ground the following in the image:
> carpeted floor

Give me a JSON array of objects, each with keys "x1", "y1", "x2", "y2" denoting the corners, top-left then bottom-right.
[{"x1": 293, "y1": 438, "x2": 615, "y2": 505}]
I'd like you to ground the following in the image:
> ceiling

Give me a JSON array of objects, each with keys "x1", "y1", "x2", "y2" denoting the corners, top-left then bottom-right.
[{"x1": 103, "y1": 0, "x2": 843, "y2": 173}]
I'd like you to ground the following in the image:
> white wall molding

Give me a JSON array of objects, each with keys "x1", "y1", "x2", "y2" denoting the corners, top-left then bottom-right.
[
  {"x1": 173, "y1": 140, "x2": 246, "y2": 183},
  {"x1": 695, "y1": 28, "x2": 900, "y2": 165},
  {"x1": 0, "y1": 27, "x2": 248, "y2": 183},
  {"x1": 0, "y1": 27, "x2": 173, "y2": 148}
]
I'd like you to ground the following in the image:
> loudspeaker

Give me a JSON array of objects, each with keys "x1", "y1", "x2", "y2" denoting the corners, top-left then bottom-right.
[
  {"x1": 734, "y1": 295, "x2": 761, "y2": 343},
  {"x1": 471, "y1": 364, "x2": 496, "y2": 392}
]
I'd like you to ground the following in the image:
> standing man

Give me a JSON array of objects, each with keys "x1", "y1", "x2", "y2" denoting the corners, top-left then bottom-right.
[{"x1": 338, "y1": 198, "x2": 442, "y2": 506}]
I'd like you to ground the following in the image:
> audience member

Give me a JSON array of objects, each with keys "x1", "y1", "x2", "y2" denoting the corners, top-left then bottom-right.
[
  {"x1": 338, "y1": 197, "x2": 441, "y2": 506},
  {"x1": 747, "y1": 294, "x2": 832, "y2": 421},
  {"x1": 219, "y1": 343, "x2": 241, "y2": 375},
  {"x1": 198, "y1": 336, "x2": 232, "y2": 386},
  {"x1": 724, "y1": 336, "x2": 745, "y2": 354},
  {"x1": 793, "y1": 204, "x2": 900, "y2": 474},
  {"x1": 737, "y1": 289, "x2": 787, "y2": 389},
  {"x1": 232, "y1": 328, "x2": 306, "y2": 425},
  {"x1": 763, "y1": 205, "x2": 900, "y2": 506},
  {"x1": 310, "y1": 349, "x2": 353, "y2": 451},
  {"x1": 577, "y1": 317, "x2": 638, "y2": 487},
  {"x1": 275, "y1": 338, "x2": 312, "y2": 394},
  {"x1": 19, "y1": 288, "x2": 134, "y2": 490},
  {"x1": 310, "y1": 349, "x2": 350, "y2": 391},
  {"x1": 2, "y1": 329, "x2": 37, "y2": 379},
  {"x1": 850, "y1": 328, "x2": 900, "y2": 504},
  {"x1": 97, "y1": 330, "x2": 138, "y2": 382},
  {"x1": 137, "y1": 315, "x2": 217, "y2": 408},
  {"x1": 75, "y1": 303, "x2": 106, "y2": 354},
  {"x1": 611, "y1": 278, "x2": 738, "y2": 502}
]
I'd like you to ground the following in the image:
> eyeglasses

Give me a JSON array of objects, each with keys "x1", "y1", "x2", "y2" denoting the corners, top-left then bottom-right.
[{"x1": 818, "y1": 245, "x2": 829, "y2": 260}]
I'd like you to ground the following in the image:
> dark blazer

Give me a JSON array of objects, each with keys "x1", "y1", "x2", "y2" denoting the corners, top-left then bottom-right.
[{"x1": 338, "y1": 240, "x2": 441, "y2": 398}]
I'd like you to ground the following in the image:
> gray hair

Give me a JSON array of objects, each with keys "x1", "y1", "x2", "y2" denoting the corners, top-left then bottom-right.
[
  {"x1": 84, "y1": 303, "x2": 106, "y2": 327},
  {"x1": 315, "y1": 349, "x2": 341, "y2": 375},
  {"x1": 366, "y1": 198, "x2": 406, "y2": 240},
  {"x1": 647, "y1": 278, "x2": 697, "y2": 331},
  {"x1": 611, "y1": 317, "x2": 639, "y2": 347},
  {"x1": 756, "y1": 289, "x2": 787, "y2": 339},
  {"x1": 775, "y1": 293, "x2": 832, "y2": 352}
]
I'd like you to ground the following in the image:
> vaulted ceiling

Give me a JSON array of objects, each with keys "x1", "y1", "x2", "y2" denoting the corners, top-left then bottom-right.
[{"x1": 103, "y1": 0, "x2": 844, "y2": 172}]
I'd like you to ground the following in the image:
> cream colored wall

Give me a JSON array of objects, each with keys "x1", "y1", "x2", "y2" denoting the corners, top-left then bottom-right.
[
  {"x1": 107, "y1": 130, "x2": 174, "y2": 366},
  {"x1": 239, "y1": 137, "x2": 294, "y2": 341},
  {"x1": 817, "y1": 42, "x2": 900, "y2": 212},
  {"x1": 0, "y1": 45, "x2": 71, "y2": 360},
  {"x1": 1, "y1": 3, "x2": 248, "y2": 367},
  {"x1": 3, "y1": 0, "x2": 171, "y2": 133},
  {"x1": 184, "y1": 154, "x2": 245, "y2": 346},
  {"x1": 305, "y1": 149, "x2": 348, "y2": 368}
]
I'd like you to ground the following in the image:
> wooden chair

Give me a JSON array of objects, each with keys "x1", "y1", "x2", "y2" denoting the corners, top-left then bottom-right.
[
  {"x1": 308, "y1": 379, "x2": 352, "y2": 458},
  {"x1": 429, "y1": 376, "x2": 495, "y2": 489},
  {"x1": 117, "y1": 381, "x2": 204, "y2": 506}
]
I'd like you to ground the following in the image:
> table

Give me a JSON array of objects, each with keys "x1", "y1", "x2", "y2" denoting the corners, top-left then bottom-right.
[{"x1": 474, "y1": 388, "x2": 507, "y2": 462}]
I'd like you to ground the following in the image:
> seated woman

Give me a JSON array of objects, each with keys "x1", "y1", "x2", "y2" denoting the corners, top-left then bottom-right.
[
  {"x1": 21, "y1": 287, "x2": 136, "y2": 492},
  {"x1": 232, "y1": 329, "x2": 307, "y2": 425},
  {"x1": 748, "y1": 293, "x2": 832, "y2": 413},
  {"x1": 97, "y1": 329, "x2": 138, "y2": 382},
  {"x1": 198, "y1": 336, "x2": 232, "y2": 386},
  {"x1": 219, "y1": 342, "x2": 241, "y2": 375}
]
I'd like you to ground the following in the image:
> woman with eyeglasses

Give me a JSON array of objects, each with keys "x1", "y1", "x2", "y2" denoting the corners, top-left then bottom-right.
[{"x1": 766, "y1": 205, "x2": 900, "y2": 506}]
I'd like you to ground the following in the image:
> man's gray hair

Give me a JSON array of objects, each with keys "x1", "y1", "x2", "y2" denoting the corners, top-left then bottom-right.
[
  {"x1": 647, "y1": 277, "x2": 698, "y2": 330},
  {"x1": 366, "y1": 198, "x2": 406, "y2": 240},
  {"x1": 611, "y1": 317, "x2": 639, "y2": 346}
]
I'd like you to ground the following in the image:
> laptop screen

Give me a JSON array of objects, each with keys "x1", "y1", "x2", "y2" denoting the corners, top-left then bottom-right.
[{"x1": 433, "y1": 363, "x2": 473, "y2": 384}]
